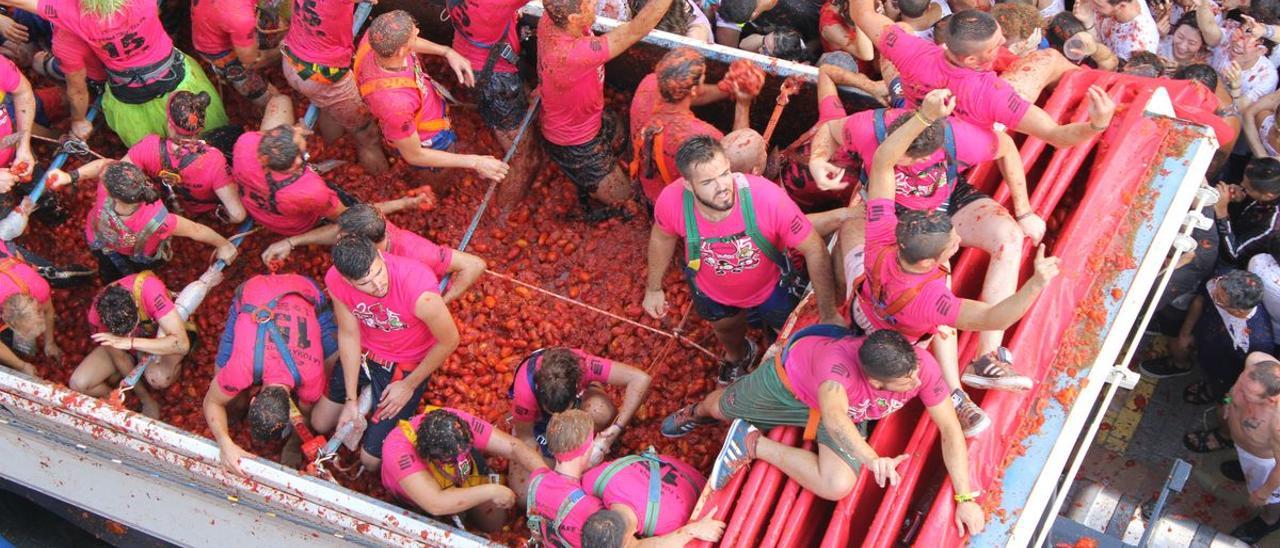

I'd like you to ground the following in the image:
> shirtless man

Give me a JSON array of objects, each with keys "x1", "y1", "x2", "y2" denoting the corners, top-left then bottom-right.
[{"x1": 1222, "y1": 352, "x2": 1280, "y2": 544}]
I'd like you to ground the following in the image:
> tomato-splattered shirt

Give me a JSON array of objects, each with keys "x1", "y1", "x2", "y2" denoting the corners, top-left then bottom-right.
[
  {"x1": 385, "y1": 222, "x2": 453, "y2": 280},
  {"x1": 88, "y1": 273, "x2": 175, "y2": 334},
  {"x1": 190, "y1": 0, "x2": 257, "y2": 56},
  {"x1": 232, "y1": 131, "x2": 341, "y2": 236},
  {"x1": 283, "y1": 0, "x2": 356, "y2": 67},
  {"x1": 127, "y1": 135, "x2": 233, "y2": 217},
  {"x1": 447, "y1": 0, "x2": 525, "y2": 74},
  {"x1": 36, "y1": 0, "x2": 174, "y2": 74},
  {"x1": 1097, "y1": 13, "x2": 1160, "y2": 61},
  {"x1": 630, "y1": 73, "x2": 725, "y2": 201},
  {"x1": 84, "y1": 183, "x2": 178, "y2": 258},
  {"x1": 536, "y1": 17, "x2": 611, "y2": 146},
  {"x1": 528, "y1": 469, "x2": 606, "y2": 547}
]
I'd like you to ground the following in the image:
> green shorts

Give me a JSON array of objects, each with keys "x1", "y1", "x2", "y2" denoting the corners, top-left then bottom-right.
[
  {"x1": 718, "y1": 358, "x2": 864, "y2": 472},
  {"x1": 103, "y1": 53, "x2": 230, "y2": 147}
]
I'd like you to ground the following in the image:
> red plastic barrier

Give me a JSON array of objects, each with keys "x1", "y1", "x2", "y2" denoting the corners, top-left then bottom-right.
[
  {"x1": 760, "y1": 464, "x2": 804, "y2": 548},
  {"x1": 912, "y1": 77, "x2": 1181, "y2": 546},
  {"x1": 722, "y1": 427, "x2": 800, "y2": 547},
  {"x1": 688, "y1": 426, "x2": 792, "y2": 548}
]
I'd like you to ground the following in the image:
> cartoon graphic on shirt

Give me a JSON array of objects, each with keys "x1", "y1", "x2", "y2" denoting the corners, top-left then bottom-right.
[
  {"x1": 847, "y1": 396, "x2": 905, "y2": 422},
  {"x1": 352, "y1": 302, "x2": 406, "y2": 332},
  {"x1": 703, "y1": 235, "x2": 762, "y2": 276},
  {"x1": 894, "y1": 161, "x2": 948, "y2": 198}
]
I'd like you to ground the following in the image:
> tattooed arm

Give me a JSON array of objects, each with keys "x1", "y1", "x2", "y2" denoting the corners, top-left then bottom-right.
[{"x1": 818, "y1": 381, "x2": 908, "y2": 488}]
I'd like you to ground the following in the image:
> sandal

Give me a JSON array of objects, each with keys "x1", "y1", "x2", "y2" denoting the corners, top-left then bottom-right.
[
  {"x1": 1182, "y1": 380, "x2": 1218, "y2": 405},
  {"x1": 1183, "y1": 428, "x2": 1234, "y2": 453}
]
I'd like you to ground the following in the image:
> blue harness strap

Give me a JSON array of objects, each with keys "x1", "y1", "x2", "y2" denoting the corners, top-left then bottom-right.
[
  {"x1": 527, "y1": 472, "x2": 588, "y2": 548},
  {"x1": 781, "y1": 324, "x2": 853, "y2": 363},
  {"x1": 241, "y1": 289, "x2": 317, "y2": 387}
]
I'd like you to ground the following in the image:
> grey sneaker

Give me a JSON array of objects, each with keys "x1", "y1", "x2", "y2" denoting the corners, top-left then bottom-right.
[
  {"x1": 718, "y1": 338, "x2": 759, "y2": 385},
  {"x1": 951, "y1": 389, "x2": 991, "y2": 438},
  {"x1": 660, "y1": 404, "x2": 717, "y2": 438},
  {"x1": 709, "y1": 419, "x2": 760, "y2": 490},
  {"x1": 961, "y1": 347, "x2": 1033, "y2": 391}
]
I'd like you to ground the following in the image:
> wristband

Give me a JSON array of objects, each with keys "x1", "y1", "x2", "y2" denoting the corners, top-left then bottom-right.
[
  {"x1": 1089, "y1": 120, "x2": 1109, "y2": 132},
  {"x1": 954, "y1": 492, "x2": 979, "y2": 503},
  {"x1": 1015, "y1": 211, "x2": 1035, "y2": 221},
  {"x1": 913, "y1": 111, "x2": 935, "y2": 126},
  {"x1": 69, "y1": 170, "x2": 80, "y2": 185}
]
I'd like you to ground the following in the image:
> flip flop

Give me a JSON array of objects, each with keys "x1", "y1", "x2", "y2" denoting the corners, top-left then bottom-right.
[
  {"x1": 1183, "y1": 380, "x2": 1218, "y2": 405},
  {"x1": 1183, "y1": 428, "x2": 1234, "y2": 453}
]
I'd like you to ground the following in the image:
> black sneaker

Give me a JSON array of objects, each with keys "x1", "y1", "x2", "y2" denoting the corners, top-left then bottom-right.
[
  {"x1": 660, "y1": 404, "x2": 717, "y2": 438},
  {"x1": 1137, "y1": 356, "x2": 1192, "y2": 379},
  {"x1": 1232, "y1": 516, "x2": 1280, "y2": 544},
  {"x1": 718, "y1": 339, "x2": 759, "y2": 386}
]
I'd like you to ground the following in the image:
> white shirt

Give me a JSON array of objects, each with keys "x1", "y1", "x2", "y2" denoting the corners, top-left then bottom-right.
[
  {"x1": 1039, "y1": 0, "x2": 1064, "y2": 20},
  {"x1": 1098, "y1": 12, "x2": 1161, "y2": 60},
  {"x1": 1213, "y1": 53, "x2": 1280, "y2": 103},
  {"x1": 912, "y1": 0, "x2": 952, "y2": 41},
  {"x1": 1249, "y1": 253, "x2": 1280, "y2": 338}
]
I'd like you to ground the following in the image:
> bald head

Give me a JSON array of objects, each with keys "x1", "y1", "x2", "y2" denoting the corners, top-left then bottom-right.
[{"x1": 722, "y1": 129, "x2": 767, "y2": 175}]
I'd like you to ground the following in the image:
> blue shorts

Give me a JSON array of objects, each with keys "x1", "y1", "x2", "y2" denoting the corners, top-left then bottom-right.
[
  {"x1": 324, "y1": 354, "x2": 429, "y2": 458},
  {"x1": 406, "y1": 129, "x2": 458, "y2": 172},
  {"x1": 684, "y1": 268, "x2": 807, "y2": 330}
]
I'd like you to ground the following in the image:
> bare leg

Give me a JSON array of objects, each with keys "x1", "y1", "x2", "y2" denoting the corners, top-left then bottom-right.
[
  {"x1": 1262, "y1": 503, "x2": 1280, "y2": 524},
  {"x1": 592, "y1": 166, "x2": 635, "y2": 206},
  {"x1": 144, "y1": 353, "x2": 186, "y2": 390},
  {"x1": 507, "y1": 445, "x2": 554, "y2": 506},
  {"x1": 929, "y1": 326, "x2": 965, "y2": 393},
  {"x1": 310, "y1": 397, "x2": 342, "y2": 434},
  {"x1": 494, "y1": 127, "x2": 543, "y2": 208},
  {"x1": 710, "y1": 312, "x2": 751, "y2": 363},
  {"x1": 315, "y1": 110, "x2": 343, "y2": 143},
  {"x1": 834, "y1": 207, "x2": 868, "y2": 294},
  {"x1": 755, "y1": 441, "x2": 857, "y2": 501},
  {"x1": 352, "y1": 121, "x2": 390, "y2": 175},
  {"x1": 467, "y1": 501, "x2": 510, "y2": 533},
  {"x1": 694, "y1": 388, "x2": 728, "y2": 420},
  {"x1": 951, "y1": 198, "x2": 1024, "y2": 357},
  {"x1": 360, "y1": 449, "x2": 380, "y2": 472},
  {"x1": 70, "y1": 347, "x2": 159, "y2": 417}
]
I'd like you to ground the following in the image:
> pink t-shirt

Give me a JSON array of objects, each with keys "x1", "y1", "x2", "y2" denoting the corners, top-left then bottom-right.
[
  {"x1": 783, "y1": 334, "x2": 949, "y2": 420},
  {"x1": 190, "y1": 0, "x2": 257, "y2": 56},
  {"x1": 448, "y1": 0, "x2": 525, "y2": 74},
  {"x1": 84, "y1": 184, "x2": 178, "y2": 258},
  {"x1": 511, "y1": 348, "x2": 613, "y2": 423},
  {"x1": 385, "y1": 223, "x2": 452, "y2": 279},
  {"x1": 653, "y1": 174, "x2": 812, "y2": 308},
  {"x1": 88, "y1": 273, "x2": 175, "y2": 334},
  {"x1": 214, "y1": 274, "x2": 328, "y2": 404},
  {"x1": 324, "y1": 252, "x2": 441, "y2": 365},
  {"x1": 842, "y1": 109, "x2": 999, "y2": 211},
  {"x1": 0, "y1": 253, "x2": 51, "y2": 307},
  {"x1": 580, "y1": 454, "x2": 706, "y2": 536},
  {"x1": 128, "y1": 136, "x2": 233, "y2": 217},
  {"x1": 52, "y1": 25, "x2": 108, "y2": 81},
  {"x1": 232, "y1": 132, "x2": 341, "y2": 236},
  {"x1": 854, "y1": 198, "x2": 960, "y2": 342},
  {"x1": 528, "y1": 468, "x2": 606, "y2": 547},
  {"x1": 631, "y1": 74, "x2": 725, "y2": 201},
  {"x1": 37, "y1": 0, "x2": 174, "y2": 73},
  {"x1": 353, "y1": 37, "x2": 448, "y2": 143},
  {"x1": 879, "y1": 25, "x2": 1030, "y2": 130},
  {"x1": 536, "y1": 17, "x2": 611, "y2": 146},
  {"x1": 284, "y1": 0, "x2": 356, "y2": 67},
  {"x1": 0, "y1": 56, "x2": 21, "y2": 168},
  {"x1": 380, "y1": 407, "x2": 496, "y2": 501}
]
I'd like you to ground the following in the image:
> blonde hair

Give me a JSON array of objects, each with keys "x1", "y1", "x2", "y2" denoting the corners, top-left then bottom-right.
[{"x1": 546, "y1": 409, "x2": 594, "y2": 456}]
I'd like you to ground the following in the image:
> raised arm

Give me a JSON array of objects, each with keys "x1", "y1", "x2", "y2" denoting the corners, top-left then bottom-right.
[
  {"x1": 869, "y1": 89, "x2": 957, "y2": 201},
  {"x1": 808, "y1": 117, "x2": 848, "y2": 190},
  {"x1": 606, "y1": 0, "x2": 675, "y2": 59},
  {"x1": 1013, "y1": 86, "x2": 1115, "y2": 148},
  {"x1": 848, "y1": 0, "x2": 898, "y2": 47},
  {"x1": 1243, "y1": 91, "x2": 1280, "y2": 158}
]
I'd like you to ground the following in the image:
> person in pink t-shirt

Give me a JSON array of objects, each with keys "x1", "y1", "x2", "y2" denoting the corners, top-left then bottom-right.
[
  {"x1": 0, "y1": 246, "x2": 58, "y2": 377},
  {"x1": 532, "y1": 411, "x2": 726, "y2": 547},
  {"x1": 847, "y1": 4, "x2": 1116, "y2": 147},
  {"x1": 7, "y1": 0, "x2": 230, "y2": 146},
  {"x1": 190, "y1": 0, "x2": 278, "y2": 104},
  {"x1": 380, "y1": 407, "x2": 544, "y2": 532},
  {"x1": 645, "y1": 135, "x2": 839, "y2": 385},
  {"x1": 280, "y1": 0, "x2": 388, "y2": 174},
  {"x1": 47, "y1": 161, "x2": 236, "y2": 283},
  {"x1": 126, "y1": 91, "x2": 246, "y2": 222},
  {"x1": 661, "y1": 327, "x2": 984, "y2": 537},
  {"x1": 258, "y1": 203, "x2": 487, "y2": 304},
  {"x1": 310, "y1": 235, "x2": 460, "y2": 470},
  {"x1": 828, "y1": 90, "x2": 1061, "y2": 436},
  {"x1": 204, "y1": 273, "x2": 339, "y2": 475},
  {"x1": 48, "y1": 161, "x2": 236, "y2": 283},
  {"x1": 506, "y1": 347, "x2": 652, "y2": 500},
  {"x1": 578, "y1": 451, "x2": 709, "y2": 542},
  {"x1": 0, "y1": 54, "x2": 35, "y2": 181},
  {"x1": 629, "y1": 47, "x2": 754, "y2": 202},
  {"x1": 537, "y1": 0, "x2": 675, "y2": 217},
  {"x1": 353, "y1": 11, "x2": 508, "y2": 191},
  {"x1": 69, "y1": 271, "x2": 199, "y2": 418},
  {"x1": 232, "y1": 94, "x2": 346, "y2": 237}
]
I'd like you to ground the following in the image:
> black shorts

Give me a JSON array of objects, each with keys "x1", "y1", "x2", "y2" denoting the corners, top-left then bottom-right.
[
  {"x1": 325, "y1": 355, "x2": 429, "y2": 459},
  {"x1": 476, "y1": 71, "x2": 529, "y2": 131},
  {"x1": 545, "y1": 112, "x2": 622, "y2": 194},
  {"x1": 890, "y1": 175, "x2": 990, "y2": 218}
]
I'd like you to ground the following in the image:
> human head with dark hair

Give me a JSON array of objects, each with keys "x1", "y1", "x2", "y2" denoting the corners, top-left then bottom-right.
[
  {"x1": 546, "y1": 409, "x2": 595, "y2": 462},
  {"x1": 1244, "y1": 359, "x2": 1280, "y2": 404},
  {"x1": 676, "y1": 136, "x2": 735, "y2": 211},
  {"x1": 1122, "y1": 51, "x2": 1166, "y2": 78},
  {"x1": 414, "y1": 408, "x2": 474, "y2": 464},
  {"x1": 896, "y1": 209, "x2": 960, "y2": 264},
  {"x1": 1173, "y1": 63, "x2": 1219, "y2": 92},
  {"x1": 582, "y1": 510, "x2": 629, "y2": 548},
  {"x1": 1102, "y1": 0, "x2": 1143, "y2": 22},
  {"x1": 945, "y1": 10, "x2": 1003, "y2": 69},
  {"x1": 933, "y1": 13, "x2": 953, "y2": 45},
  {"x1": 1045, "y1": 12, "x2": 1086, "y2": 51},
  {"x1": 248, "y1": 385, "x2": 291, "y2": 442},
  {"x1": 1213, "y1": 270, "x2": 1264, "y2": 315},
  {"x1": 654, "y1": 48, "x2": 707, "y2": 103},
  {"x1": 534, "y1": 347, "x2": 584, "y2": 414},
  {"x1": 761, "y1": 28, "x2": 807, "y2": 62},
  {"x1": 102, "y1": 161, "x2": 161, "y2": 205},
  {"x1": 630, "y1": 0, "x2": 693, "y2": 35},
  {"x1": 896, "y1": 0, "x2": 930, "y2": 19},
  {"x1": 857, "y1": 330, "x2": 922, "y2": 391},
  {"x1": 719, "y1": 0, "x2": 770, "y2": 24},
  {"x1": 94, "y1": 285, "x2": 140, "y2": 336},
  {"x1": 166, "y1": 90, "x2": 212, "y2": 138},
  {"x1": 338, "y1": 203, "x2": 389, "y2": 245},
  {"x1": 368, "y1": 10, "x2": 417, "y2": 57},
  {"x1": 1244, "y1": 157, "x2": 1280, "y2": 200},
  {"x1": 1228, "y1": 27, "x2": 1273, "y2": 67},
  {"x1": 545, "y1": 0, "x2": 603, "y2": 29},
  {"x1": 257, "y1": 124, "x2": 306, "y2": 172},
  {"x1": 332, "y1": 235, "x2": 389, "y2": 296},
  {"x1": 992, "y1": 2, "x2": 1043, "y2": 54},
  {"x1": 884, "y1": 113, "x2": 946, "y2": 161},
  {"x1": 1164, "y1": 12, "x2": 1208, "y2": 64},
  {"x1": 1252, "y1": 0, "x2": 1280, "y2": 25},
  {"x1": 830, "y1": 0, "x2": 855, "y2": 25}
]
